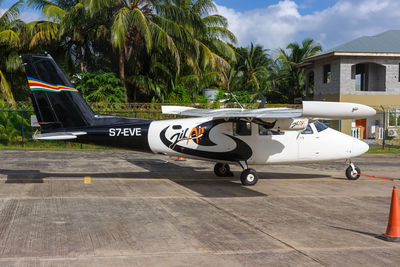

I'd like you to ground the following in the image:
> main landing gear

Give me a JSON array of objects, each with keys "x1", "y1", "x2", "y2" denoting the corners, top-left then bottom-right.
[
  {"x1": 345, "y1": 161, "x2": 361, "y2": 180},
  {"x1": 214, "y1": 161, "x2": 259, "y2": 186},
  {"x1": 214, "y1": 163, "x2": 234, "y2": 177}
]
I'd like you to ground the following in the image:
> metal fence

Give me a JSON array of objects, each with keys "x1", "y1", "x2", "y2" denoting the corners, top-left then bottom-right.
[{"x1": 0, "y1": 106, "x2": 175, "y2": 149}]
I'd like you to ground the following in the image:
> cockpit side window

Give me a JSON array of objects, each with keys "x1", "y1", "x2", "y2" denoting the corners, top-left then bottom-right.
[
  {"x1": 314, "y1": 121, "x2": 328, "y2": 132},
  {"x1": 258, "y1": 125, "x2": 285, "y2": 135},
  {"x1": 233, "y1": 121, "x2": 251, "y2": 136},
  {"x1": 301, "y1": 124, "x2": 313, "y2": 134}
]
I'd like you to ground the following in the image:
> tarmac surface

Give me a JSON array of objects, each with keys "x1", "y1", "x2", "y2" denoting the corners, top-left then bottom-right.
[{"x1": 0, "y1": 150, "x2": 399, "y2": 266}]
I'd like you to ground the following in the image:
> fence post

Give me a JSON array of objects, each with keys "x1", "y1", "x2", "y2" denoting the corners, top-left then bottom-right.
[
  {"x1": 381, "y1": 106, "x2": 385, "y2": 150},
  {"x1": 21, "y1": 101, "x2": 24, "y2": 148}
]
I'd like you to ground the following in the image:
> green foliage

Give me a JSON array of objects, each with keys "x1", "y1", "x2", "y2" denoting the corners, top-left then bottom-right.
[
  {"x1": 165, "y1": 83, "x2": 208, "y2": 103},
  {"x1": 225, "y1": 90, "x2": 257, "y2": 104},
  {"x1": 1, "y1": 0, "x2": 323, "y2": 106},
  {"x1": 72, "y1": 71, "x2": 126, "y2": 103},
  {"x1": 0, "y1": 99, "x2": 30, "y2": 145}
]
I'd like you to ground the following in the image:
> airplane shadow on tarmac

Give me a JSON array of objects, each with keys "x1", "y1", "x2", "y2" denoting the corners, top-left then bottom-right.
[{"x1": 0, "y1": 159, "x2": 331, "y2": 198}]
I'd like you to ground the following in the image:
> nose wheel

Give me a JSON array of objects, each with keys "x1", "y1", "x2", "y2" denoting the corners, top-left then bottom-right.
[
  {"x1": 345, "y1": 163, "x2": 361, "y2": 180},
  {"x1": 238, "y1": 161, "x2": 259, "y2": 186},
  {"x1": 241, "y1": 169, "x2": 258, "y2": 185}
]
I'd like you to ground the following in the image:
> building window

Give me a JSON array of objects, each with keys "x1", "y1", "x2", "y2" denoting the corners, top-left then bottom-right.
[
  {"x1": 355, "y1": 64, "x2": 367, "y2": 91},
  {"x1": 388, "y1": 108, "x2": 400, "y2": 127},
  {"x1": 233, "y1": 121, "x2": 251, "y2": 136},
  {"x1": 352, "y1": 63, "x2": 386, "y2": 91},
  {"x1": 323, "y1": 64, "x2": 331, "y2": 84}
]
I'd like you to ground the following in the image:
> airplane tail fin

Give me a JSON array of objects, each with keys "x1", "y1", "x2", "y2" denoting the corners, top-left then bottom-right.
[{"x1": 21, "y1": 54, "x2": 95, "y2": 132}]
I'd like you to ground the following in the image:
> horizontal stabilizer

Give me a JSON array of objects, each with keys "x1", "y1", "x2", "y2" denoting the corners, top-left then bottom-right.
[{"x1": 33, "y1": 132, "x2": 87, "y2": 140}]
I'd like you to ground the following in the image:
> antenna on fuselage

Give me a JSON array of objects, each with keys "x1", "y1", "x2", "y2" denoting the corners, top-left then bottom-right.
[
  {"x1": 230, "y1": 92, "x2": 244, "y2": 110},
  {"x1": 258, "y1": 95, "x2": 267, "y2": 109}
]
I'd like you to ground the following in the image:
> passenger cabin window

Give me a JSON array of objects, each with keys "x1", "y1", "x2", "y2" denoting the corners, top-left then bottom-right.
[
  {"x1": 233, "y1": 121, "x2": 251, "y2": 136},
  {"x1": 301, "y1": 124, "x2": 313, "y2": 134},
  {"x1": 314, "y1": 121, "x2": 328, "y2": 132},
  {"x1": 323, "y1": 64, "x2": 331, "y2": 84},
  {"x1": 258, "y1": 125, "x2": 284, "y2": 135}
]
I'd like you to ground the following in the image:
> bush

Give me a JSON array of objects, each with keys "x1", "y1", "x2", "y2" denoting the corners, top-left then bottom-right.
[{"x1": 72, "y1": 71, "x2": 126, "y2": 103}]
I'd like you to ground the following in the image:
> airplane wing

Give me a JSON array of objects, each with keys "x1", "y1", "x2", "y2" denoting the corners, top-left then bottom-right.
[
  {"x1": 33, "y1": 131, "x2": 87, "y2": 140},
  {"x1": 162, "y1": 101, "x2": 376, "y2": 120}
]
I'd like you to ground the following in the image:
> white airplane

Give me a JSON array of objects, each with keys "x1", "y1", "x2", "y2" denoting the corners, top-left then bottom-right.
[{"x1": 22, "y1": 54, "x2": 376, "y2": 185}]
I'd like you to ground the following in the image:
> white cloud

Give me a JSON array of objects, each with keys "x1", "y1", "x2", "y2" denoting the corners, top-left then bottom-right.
[{"x1": 216, "y1": 0, "x2": 400, "y2": 51}]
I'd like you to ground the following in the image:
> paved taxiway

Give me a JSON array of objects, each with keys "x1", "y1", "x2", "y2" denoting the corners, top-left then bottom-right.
[{"x1": 0, "y1": 150, "x2": 399, "y2": 266}]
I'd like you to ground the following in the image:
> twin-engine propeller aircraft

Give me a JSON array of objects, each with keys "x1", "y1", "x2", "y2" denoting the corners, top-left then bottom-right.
[{"x1": 21, "y1": 54, "x2": 376, "y2": 185}]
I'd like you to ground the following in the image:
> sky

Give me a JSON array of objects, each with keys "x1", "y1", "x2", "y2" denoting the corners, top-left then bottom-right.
[{"x1": 2, "y1": 0, "x2": 400, "y2": 51}]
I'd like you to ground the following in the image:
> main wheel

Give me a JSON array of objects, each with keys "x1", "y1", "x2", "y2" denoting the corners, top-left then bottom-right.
[
  {"x1": 240, "y1": 169, "x2": 258, "y2": 186},
  {"x1": 214, "y1": 163, "x2": 233, "y2": 177},
  {"x1": 346, "y1": 166, "x2": 361, "y2": 180}
]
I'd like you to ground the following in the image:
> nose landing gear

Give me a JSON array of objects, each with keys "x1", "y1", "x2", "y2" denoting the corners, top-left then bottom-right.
[
  {"x1": 238, "y1": 161, "x2": 258, "y2": 186},
  {"x1": 345, "y1": 162, "x2": 361, "y2": 180}
]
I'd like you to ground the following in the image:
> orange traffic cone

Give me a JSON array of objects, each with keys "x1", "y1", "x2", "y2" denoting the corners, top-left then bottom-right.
[
  {"x1": 176, "y1": 156, "x2": 185, "y2": 161},
  {"x1": 378, "y1": 186, "x2": 400, "y2": 242}
]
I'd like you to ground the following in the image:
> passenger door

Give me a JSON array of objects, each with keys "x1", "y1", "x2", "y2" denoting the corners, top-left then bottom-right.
[{"x1": 298, "y1": 124, "x2": 320, "y2": 160}]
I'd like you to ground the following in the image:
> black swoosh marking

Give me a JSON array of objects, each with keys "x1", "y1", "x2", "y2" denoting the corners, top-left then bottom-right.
[{"x1": 160, "y1": 120, "x2": 252, "y2": 161}]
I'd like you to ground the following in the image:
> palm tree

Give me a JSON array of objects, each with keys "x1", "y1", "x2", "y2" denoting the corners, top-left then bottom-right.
[
  {"x1": 85, "y1": 0, "x2": 180, "y2": 102},
  {"x1": 0, "y1": 0, "x2": 24, "y2": 106},
  {"x1": 27, "y1": 0, "x2": 105, "y2": 73},
  {"x1": 86, "y1": 0, "x2": 236, "y2": 102},
  {"x1": 234, "y1": 43, "x2": 271, "y2": 92},
  {"x1": 277, "y1": 38, "x2": 322, "y2": 103}
]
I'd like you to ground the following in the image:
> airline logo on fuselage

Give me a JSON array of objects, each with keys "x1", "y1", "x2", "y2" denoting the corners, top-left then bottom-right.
[{"x1": 109, "y1": 128, "x2": 142, "y2": 137}]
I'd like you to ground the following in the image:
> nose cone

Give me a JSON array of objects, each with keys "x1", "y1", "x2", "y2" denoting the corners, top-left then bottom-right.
[{"x1": 352, "y1": 139, "x2": 369, "y2": 157}]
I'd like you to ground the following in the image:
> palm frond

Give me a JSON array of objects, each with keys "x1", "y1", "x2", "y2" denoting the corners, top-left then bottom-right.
[
  {"x1": 0, "y1": 70, "x2": 16, "y2": 107},
  {"x1": 112, "y1": 7, "x2": 151, "y2": 51},
  {"x1": 191, "y1": 0, "x2": 216, "y2": 17},
  {"x1": 42, "y1": 4, "x2": 66, "y2": 22},
  {"x1": 26, "y1": 0, "x2": 54, "y2": 10},
  {"x1": 0, "y1": 0, "x2": 23, "y2": 26},
  {"x1": 0, "y1": 29, "x2": 20, "y2": 47},
  {"x1": 202, "y1": 14, "x2": 227, "y2": 27},
  {"x1": 149, "y1": 20, "x2": 180, "y2": 70}
]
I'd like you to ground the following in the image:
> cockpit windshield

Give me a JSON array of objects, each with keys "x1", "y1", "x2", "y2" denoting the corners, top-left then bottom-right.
[{"x1": 314, "y1": 121, "x2": 328, "y2": 132}]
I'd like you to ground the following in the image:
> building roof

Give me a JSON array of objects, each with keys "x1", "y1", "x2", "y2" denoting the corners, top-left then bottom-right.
[
  {"x1": 300, "y1": 30, "x2": 400, "y2": 66},
  {"x1": 323, "y1": 30, "x2": 400, "y2": 54}
]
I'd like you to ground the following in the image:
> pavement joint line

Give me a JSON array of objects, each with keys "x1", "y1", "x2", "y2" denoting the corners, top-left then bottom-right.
[{"x1": 197, "y1": 196, "x2": 327, "y2": 267}]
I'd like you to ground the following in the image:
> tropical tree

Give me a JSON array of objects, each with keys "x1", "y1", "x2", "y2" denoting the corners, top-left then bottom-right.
[
  {"x1": 276, "y1": 38, "x2": 322, "y2": 103},
  {"x1": 234, "y1": 43, "x2": 271, "y2": 92},
  {"x1": 0, "y1": 0, "x2": 25, "y2": 106},
  {"x1": 84, "y1": 0, "x2": 237, "y2": 102}
]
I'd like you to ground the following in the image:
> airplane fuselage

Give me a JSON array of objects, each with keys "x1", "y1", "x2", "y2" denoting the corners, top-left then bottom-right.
[{"x1": 71, "y1": 117, "x2": 369, "y2": 166}]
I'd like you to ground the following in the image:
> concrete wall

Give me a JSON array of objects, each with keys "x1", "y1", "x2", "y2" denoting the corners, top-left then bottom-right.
[
  {"x1": 306, "y1": 58, "x2": 341, "y2": 100},
  {"x1": 340, "y1": 56, "x2": 400, "y2": 95}
]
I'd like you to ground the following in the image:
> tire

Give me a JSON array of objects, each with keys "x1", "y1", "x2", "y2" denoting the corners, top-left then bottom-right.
[
  {"x1": 240, "y1": 169, "x2": 258, "y2": 186},
  {"x1": 346, "y1": 166, "x2": 361, "y2": 180},
  {"x1": 214, "y1": 163, "x2": 231, "y2": 177}
]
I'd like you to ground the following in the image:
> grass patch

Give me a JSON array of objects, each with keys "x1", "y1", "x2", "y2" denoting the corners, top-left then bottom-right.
[
  {"x1": 367, "y1": 145, "x2": 400, "y2": 154},
  {"x1": 0, "y1": 141, "x2": 116, "y2": 151}
]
